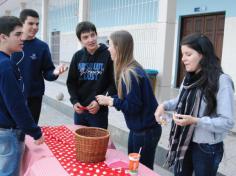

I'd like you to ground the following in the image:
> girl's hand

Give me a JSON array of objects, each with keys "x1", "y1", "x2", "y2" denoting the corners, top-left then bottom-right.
[
  {"x1": 96, "y1": 95, "x2": 113, "y2": 106},
  {"x1": 173, "y1": 114, "x2": 198, "y2": 126},
  {"x1": 154, "y1": 104, "x2": 165, "y2": 124},
  {"x1": 87, "y1": 100, "x2": 100, "y2": 114}
]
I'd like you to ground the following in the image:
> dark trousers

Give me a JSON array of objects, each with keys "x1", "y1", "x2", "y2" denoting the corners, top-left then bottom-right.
[
  {"x1": 128, "y1": 125, "x2": 162, "y2": 170},
  {"x1": 174, "y1": 141, "x2": 224, "y2": 176},
  {"x1": 27, "y1": 96, "x2": 43, "y2": 125},
  {"x1": 74, "y1": 110, "x2": 108, "y2": 129}
]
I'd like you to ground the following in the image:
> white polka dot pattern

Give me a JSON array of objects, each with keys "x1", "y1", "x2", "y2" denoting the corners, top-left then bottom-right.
[{"x1": 42, "y1": 126, "x2": 128, "y2": 176}]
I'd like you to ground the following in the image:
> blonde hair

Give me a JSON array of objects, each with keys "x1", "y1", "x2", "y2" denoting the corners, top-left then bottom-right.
[{"x1": 110, "y1": 30, "x2": 142, "y2": 99}]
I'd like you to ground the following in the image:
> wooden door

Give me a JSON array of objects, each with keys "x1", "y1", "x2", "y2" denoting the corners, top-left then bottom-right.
[{"x1": 176, "y1": 13, "x2": 225, "y2": 87}]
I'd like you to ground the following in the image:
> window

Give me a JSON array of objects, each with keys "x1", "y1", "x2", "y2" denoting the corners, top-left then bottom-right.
[{"x1": 89, "y1": 0, "x2": 158, "y2": 27}]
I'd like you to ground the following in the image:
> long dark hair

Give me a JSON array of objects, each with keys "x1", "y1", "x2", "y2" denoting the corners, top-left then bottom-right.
[{"x1": 181, "y1": 33, "x2": 223, "y2": 115}]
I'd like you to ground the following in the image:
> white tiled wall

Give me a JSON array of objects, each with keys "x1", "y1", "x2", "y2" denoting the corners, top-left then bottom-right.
[
  {"x1": 59, "y1": 23, "x2": 160, "y2": 70},
  {"x1": 59, "y1": 32, "x2": 80, "y2": 63},
  {"x1": 221, "y1": 17, "x2": 236, "y2": 87},
  {"x1": 98, "y1": 23, "x2": 160, "y2": 70}
]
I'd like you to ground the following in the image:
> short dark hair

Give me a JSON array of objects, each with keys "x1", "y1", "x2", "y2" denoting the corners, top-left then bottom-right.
[
  {"x1": 20, "y1": 9, "x2": 39, "y2": 23},
  {"x1": 0, "y1": 16, "x2": 22, "y2": 36},
  {"x1": 76, "y1": 21, "x2": 97, "y2": 40}
]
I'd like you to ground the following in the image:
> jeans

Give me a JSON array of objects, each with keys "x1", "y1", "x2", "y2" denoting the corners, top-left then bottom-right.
[
  {"x1": 74, "y1": 110, "x2": 108, "y2": 129},
  {"x1": 0, "y1": 128, "x2": 25, "y2": 176},
  {"x1": 128, "y1": 125, "x2": 162, "y2": 170},
  {"x1": 174, "y1": 141, "x2": 224, "y2": 176}
]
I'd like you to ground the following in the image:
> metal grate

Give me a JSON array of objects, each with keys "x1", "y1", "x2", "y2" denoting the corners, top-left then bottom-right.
[
  {"x1": 48, "y1": 0, "x2": 79, "y2": 33},
  {"x1": 89, "y1": 0, "x2": 159, "y2": 27}
]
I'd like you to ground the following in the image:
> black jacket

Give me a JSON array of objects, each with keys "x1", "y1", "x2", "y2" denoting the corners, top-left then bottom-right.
[{"x1": 67, "y1": 43, "x2": 116, "y2": 109}]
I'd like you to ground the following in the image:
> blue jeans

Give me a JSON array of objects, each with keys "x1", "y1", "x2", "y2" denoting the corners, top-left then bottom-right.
[
  {"x1": 74, "y1": 110, "x2": 108, "y2": 129},
  {"x1": 0, "y1": 128, "x2": 25, "y2": 176},
  {"x1": 174, "y1": 141, "x2": 224, "y2": 176},
  {"x1": 128, "y1": 125, "x2": 162, "y2": 170}
]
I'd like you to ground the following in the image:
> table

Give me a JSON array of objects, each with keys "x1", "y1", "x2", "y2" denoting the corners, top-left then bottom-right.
[{"x1": 20, "y1": 125, "x2": 160, "y2": 176}]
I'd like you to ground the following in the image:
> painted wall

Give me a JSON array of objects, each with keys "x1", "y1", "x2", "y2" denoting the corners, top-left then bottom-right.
[
  {"x1": 89, "y1": 0, "x2": 158, "y2": 27},
  {"x1": 60, "y1": 23, "x2": 160, "y2": 70},
  {"x1": 57, "y1": 0, "x2": 160, "y2": 68},
  {"x1": 221, "y1": 17, "x2": 236, "y2": 85},
  {"x1": 98, "y1": 24, "x2": 160, "y2": 70},
  {"x1": 59, "y1": 32, "x2": 79, "y2": 63},
  {"x1": 48, "y1": 2, "x2": 79, "y2": 33},
  {"x1": 177, "y1": 0, "x2": 235, "y2": 17},
  {"x1": 59, "y1": 0, "x2": 176, "y2": 91},
  {"x1": 171, "y1": 0, "x2": 236, "y2": 89},
  {"x1": 60, "y1": 0, "x2": 236, "y2": 97}
]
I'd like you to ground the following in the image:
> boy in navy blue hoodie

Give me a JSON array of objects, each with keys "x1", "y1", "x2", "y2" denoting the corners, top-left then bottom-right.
[
  {"x1": 11, "y1": 9, "x2": 67, "y2": 124},
  {"x1": 0, "y1": 16, "x2": 44, "y2": 176},
  {"x1": 67, "y1": 21, "x2": 116, "y2": 129}
]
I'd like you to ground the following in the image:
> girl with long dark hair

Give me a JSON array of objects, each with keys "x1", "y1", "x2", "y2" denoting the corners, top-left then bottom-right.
[{"x1": 155, "y1": 33, "x2": 235, "y2": 176}]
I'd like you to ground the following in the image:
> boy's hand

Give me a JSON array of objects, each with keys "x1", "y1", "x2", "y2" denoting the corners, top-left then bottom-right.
[
  {"x1": 53, "y1": 64, "x2": 68, "y2": 76},
  {"x1": 87, "y1": 100, "x2": 100, "y2": 114},
  {"x1": 34, "y1": 135, "x2": 44, "y2": 145},
  {"x1": 73, "y1": 102, "x2": 84, "y2": 114}
]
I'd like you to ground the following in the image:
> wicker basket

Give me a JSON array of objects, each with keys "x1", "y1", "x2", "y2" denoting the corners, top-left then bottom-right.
[{"x1": 75, "y1": 127, "x2": 110, "y2": 163}]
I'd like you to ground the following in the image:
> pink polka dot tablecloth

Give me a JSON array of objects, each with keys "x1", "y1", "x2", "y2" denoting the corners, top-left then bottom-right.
[{"x1": 42, "y1": 126, "x2": 129, "y2": 176}]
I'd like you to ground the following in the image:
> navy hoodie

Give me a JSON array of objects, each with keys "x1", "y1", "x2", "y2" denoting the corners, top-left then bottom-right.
[
  {"x1": 11, "y1": 38, "x2": 57, "y2": 98},
  {"x1": 67, "y1": 43, "x2": 116, "y2": 110},
  {"x1": 113, "y1": 67, "x2": 160, "y2": 132},
  {"x1": 0, "y1": 51, "x2": 42, "y2": 139}
]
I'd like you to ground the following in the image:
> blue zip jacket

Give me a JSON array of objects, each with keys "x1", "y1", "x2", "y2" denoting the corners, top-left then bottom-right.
[
  {"x1": 0, "y1": 52, "x2": 42, "y2": 140},
  {"x1": 113, "y1": 67, "x2": 160, "y2": 132},
  {"x1": 11, "y1": 38, "x2": 58, "y2": 98}
]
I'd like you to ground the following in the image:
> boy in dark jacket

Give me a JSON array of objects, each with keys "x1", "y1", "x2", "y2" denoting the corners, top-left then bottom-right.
[
  {"x1": 11, "y1": 9, "x2": 67, "y2": 124},
  {"x1": 0, "y1": 16, "x2": 44, "y2": 176},
  {"x1": 67, "y1": 21, "x2": 116, "y2": 129}
]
